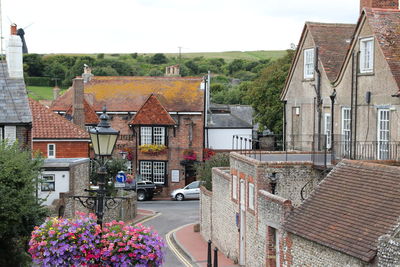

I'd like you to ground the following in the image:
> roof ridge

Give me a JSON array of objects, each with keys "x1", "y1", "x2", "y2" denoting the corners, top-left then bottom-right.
[
  {"x1": 341, "y1": 159, "x2": 400, "y2": 173},
  {"x1": 306, "y1": 21, "x2": 356, "y2": 27}
]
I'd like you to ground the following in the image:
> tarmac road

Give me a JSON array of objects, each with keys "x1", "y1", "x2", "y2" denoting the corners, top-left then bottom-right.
[{"x1": 138, "y1": 199, "x2": 199, "y2": 267}]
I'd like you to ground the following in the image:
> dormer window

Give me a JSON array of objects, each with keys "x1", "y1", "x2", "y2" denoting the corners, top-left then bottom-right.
[
  {"x1": 360, "y1": 37, "x2": 374, "y2": 73},
  {"x1": 304, "y1": 48, "x2": 314, "y2": 79},
  {"x1": 140, "y1": 126, "x2": 166, "y2": 145}
]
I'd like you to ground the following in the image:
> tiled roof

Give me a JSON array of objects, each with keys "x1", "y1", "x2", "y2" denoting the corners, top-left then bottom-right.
[
  {"x1": 51, "y1": 76, "x2": 204, "y2": 112},
  {"x1": 129, "y1": 94, "x2": 176, "y2": 125},
  {"x1": 65, "y1": 99, "x2": 100, "y2": 125},
  {"x1": 284, "y1": 159, "x2": 400, "y2": 262},
  {"x1": 365, "y1": 8, "x2": 400, "y2": 91},
  {"x1": 0, "y1": 62, "x2": 32, "y2": 124},
  {"x1": 29, "y1": 98, "x2": 89, "y2": 139},
  {"x1": 307, "y1": 22, "x2": 356, "y2": 81}
]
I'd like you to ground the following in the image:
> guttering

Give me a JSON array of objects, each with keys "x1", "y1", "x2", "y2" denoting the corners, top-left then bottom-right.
[{"x1": 33, "y1": 139, "x2": 91, "y2": 142}]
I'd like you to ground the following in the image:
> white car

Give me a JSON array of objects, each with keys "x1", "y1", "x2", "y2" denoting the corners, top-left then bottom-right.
[{"x1": 170, "y1": 181, "x2": 202, "y2": 201}]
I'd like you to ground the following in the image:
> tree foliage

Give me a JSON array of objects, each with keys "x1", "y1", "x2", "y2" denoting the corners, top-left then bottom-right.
[
  {"x1": 195, "y1": 153, "x2": 230, "y2": 191},
  {"x1": 246, "y1": 50, "x2": 295, "y2": 134},
  {"x1": 0, "y1": 142, "x2": 47, "y2": 265}
]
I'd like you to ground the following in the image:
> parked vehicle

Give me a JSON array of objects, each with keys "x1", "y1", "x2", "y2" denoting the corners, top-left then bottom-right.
[
  {"x1": 125, "y1": 180, "x2": 157, "y2": 201},
  {"x1": 170, "y1": 181, "x2": 202, "y2": 201}
]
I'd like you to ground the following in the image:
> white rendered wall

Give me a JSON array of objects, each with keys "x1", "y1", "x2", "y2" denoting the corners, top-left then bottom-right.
[
  {"x1": 207, "y1": 129, "x2": 252, "y2": 149},
  {"x1": 6, "y1": 35, "x2": 23, "y2": 78},
  {"x1": 39, "y1": 171, "x2": 69, "y2": 206}
]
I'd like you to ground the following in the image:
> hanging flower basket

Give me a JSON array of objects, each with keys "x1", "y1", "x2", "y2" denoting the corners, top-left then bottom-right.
[
  {"x1": 203, "y1": 148, "x2": 215, "y2": 161},
  {"x1": 183, "y1": 149, "x2": 197, "y2": 161},
  {"x1": 139, "y1": 144, "x2": 167, "y2": 155},
  {"x1": 29, "y1": 212, "x2": 165, "y2": 266}
]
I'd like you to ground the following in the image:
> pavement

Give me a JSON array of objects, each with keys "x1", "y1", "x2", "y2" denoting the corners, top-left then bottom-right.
[
  {"x1": 133, "y1": 206, "x2": 238, "y2": 267},
  {"x1": 171, "y1": 223, "x2": 238, "y2": 267}
]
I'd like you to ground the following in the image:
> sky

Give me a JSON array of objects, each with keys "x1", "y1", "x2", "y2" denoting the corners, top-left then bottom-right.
[{"x1": 2, "y1": 0, "x2": 360, "y2": 54}]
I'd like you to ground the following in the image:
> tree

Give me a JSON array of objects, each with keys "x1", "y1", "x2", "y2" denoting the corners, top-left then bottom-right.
[
  {"x1": 150, "y1": 53, "x2": 168, "y2": 64},
  {"x1": 93, "y1": 66, "x2": 119, "y2": 76},
  {"x1": 23, "y1": 54, "x2": 45, "y2": 77},
  {"x1": 246, "y1": 50, "x2": 295, "y2": 134},
  {"x1": 195, "y1": 153, "x2": 230, "y2": 191},
  {"x1": 0, "y1": 142, "x2": 47, "y2": 265}
]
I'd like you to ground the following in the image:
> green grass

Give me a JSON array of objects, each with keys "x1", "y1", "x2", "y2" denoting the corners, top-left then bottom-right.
[{"x1": 27, "y1": 86, "x2": 67, "y2": 101}]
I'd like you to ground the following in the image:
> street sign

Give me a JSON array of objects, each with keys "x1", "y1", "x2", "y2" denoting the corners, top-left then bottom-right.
[
  {"x1": 115, "y1": 182, "x2": 125, "y2": 188},
  {"x1": 116, "y1": 171, "x2": 127, "y2": 183}
]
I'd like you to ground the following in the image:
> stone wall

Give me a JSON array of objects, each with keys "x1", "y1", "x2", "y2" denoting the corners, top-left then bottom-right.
[
  {"x1": 378, "y1": 234, "x2": 400, "y2": 267},
  {"x1": 200, "y1": 186, "x2": 212, "y2": 242},
  {"x1": 286, "y1": 234, "x2": 368, "y2": 267}
]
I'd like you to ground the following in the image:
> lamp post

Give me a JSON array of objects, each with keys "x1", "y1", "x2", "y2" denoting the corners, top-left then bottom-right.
[
  {"x1": 268, "y1": 173, "x2": 278, "y2": 195},
  {"x1": 73, "y1": 107, "x2": 119, "y2": 227}
]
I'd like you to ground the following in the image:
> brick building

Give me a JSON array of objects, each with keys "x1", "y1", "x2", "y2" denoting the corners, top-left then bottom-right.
[
  {"x1": 51, "y1": 75, "x2": 205, "y2": 195},
  {"x1": 29, "y1": 98, "x2": 90, "y2": 158}
]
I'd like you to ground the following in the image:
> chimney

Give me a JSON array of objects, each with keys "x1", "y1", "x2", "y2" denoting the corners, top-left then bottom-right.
[
  {"x1": 165, "y1": 65, "x2": 180, "y2": 77},
  {"x1": 6, "y1": 24, "x2": 23, "y2": 78},
  {"x1": 53, "y1": 86, "x2": 61, "y2": 100},
  {"x1": 360, "y1": 0, "x2": 399, "y2": 12},
  {"x1": 82, "y1": 64, "x2": 93, "y2": 83},
  {"x1": 72, "y1": 78, "x2": 85, "y2": 129}
]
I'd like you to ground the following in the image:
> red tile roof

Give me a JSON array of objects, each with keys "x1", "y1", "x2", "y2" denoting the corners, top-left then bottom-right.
[
  {"x1": 307, "y1": 22, "x2": 356, "y2": 81},
  {"x1": 129, "y1": 94, "x2": 176, "y2": 125},
  {"x1": 65, "y1": 99, "x2": 100, "y2": 125},
  {"x1": 284, "y1": 159, "x2": 400, "y2": 262},
  {"x1": 51, "y1": 76, "x2": 204, "y2": 112},
  {"x1": 29, "y1": 99, "x2": 89, "y2": 139},
  {"x1": 365, "y1": 8, "x2": 400, "y2": 91}
]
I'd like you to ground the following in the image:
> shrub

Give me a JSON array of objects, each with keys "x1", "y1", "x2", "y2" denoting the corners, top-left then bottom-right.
[{"x1": 196, "y1": 153, "x2": 230, "y2": 191}]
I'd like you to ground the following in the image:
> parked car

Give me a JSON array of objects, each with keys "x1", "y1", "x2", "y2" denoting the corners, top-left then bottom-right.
[
  {"x1": 170, "y1": 181, "x2": 203, "y2": 201},
  {"x1": 125, "y1": 180, "x2": 157, "y2": 201}
]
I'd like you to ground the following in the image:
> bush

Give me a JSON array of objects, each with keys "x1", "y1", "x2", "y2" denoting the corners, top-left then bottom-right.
[
  {"x1": 29, "y1": 212, "x2": 165, "y2": 266},
  {"x1": 196, "y1": 153, "x2": 230, "y2": 191},
  {"x1": 25, "y1": 76, "x2": 51, "y2": 87}
]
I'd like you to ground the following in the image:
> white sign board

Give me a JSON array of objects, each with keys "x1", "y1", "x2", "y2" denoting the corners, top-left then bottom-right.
[
  {"x1": 115, "y1": 182, "x2": 125, "y2": 188},
  {"x1": 171, "y1": 170, "x2": 180, "y2": 183}
]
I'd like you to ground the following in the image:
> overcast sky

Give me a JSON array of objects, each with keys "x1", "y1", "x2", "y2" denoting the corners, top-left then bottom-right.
[{"x1": 2, "y1": 0, "x2": 360, "y2": 54}]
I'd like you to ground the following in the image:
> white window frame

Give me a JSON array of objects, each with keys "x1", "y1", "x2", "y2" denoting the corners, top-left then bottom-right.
[
  {"x1": 360, "y1": 37, "x2": 374, "y2": 74},
  {"x1": 341, "y1": 107, "x2": 351, "y2": 156},
  {"x1": 4, "y1": 125, "x2": 16, "y2": 144},
  {"x1": 378, "y1": 109, "x2": 390, "y2": 160},
  {"x1": 248, "y1": 182, "x2": 255, "y2": 210},
  {"x1": 140, "y1": 126, "x2": 166, "y2": 145},
  {"x1": 324, "y1": 113, "x2": 331, "y2": 149},
  {"x1": 41, "y1": 174, "x2": 55, "y2": 191},
  {"x1": 139, "y1": 161, "x2": 166, "y2": 184},
  {"x1": 232, "y1": 175, "x2": 238, "y2": 200},
  {"x1": 303, "y1": 48, "x2": 315, "y2": 79},
  {"x1": 47, "y1": 143, "x2": 56, "y2": 158}
]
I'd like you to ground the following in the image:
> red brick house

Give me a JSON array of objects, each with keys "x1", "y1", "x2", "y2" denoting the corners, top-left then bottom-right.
[
  {"x1": 29, "y1": 99, "x2": 90, "y2": 158},
  {"x1": 51, "y1": 75, "x2": 205, "y2": 195}
]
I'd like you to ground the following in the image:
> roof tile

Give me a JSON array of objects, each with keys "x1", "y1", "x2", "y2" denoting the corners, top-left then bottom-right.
[{"x1": 129, "y1": 94, "x2": 176, "y2": 125}]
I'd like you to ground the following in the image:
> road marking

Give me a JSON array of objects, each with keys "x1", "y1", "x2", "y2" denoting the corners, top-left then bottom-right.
[
  {"x1": 166, "y1": 225, "x2": 193, "y2": 267},
  {"x1": 135, "y1": 212, "x2": 161, "y2": 225}
]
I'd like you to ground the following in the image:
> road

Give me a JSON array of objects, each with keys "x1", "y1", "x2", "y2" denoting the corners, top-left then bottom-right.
[{"x1": 138, "y1": 200, "x2": 199, "y2": 267}]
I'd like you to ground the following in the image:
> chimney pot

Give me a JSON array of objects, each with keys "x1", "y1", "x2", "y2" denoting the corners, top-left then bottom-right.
[{"x1": 10, "y1": 24, "x2": 17, "y2": 35}]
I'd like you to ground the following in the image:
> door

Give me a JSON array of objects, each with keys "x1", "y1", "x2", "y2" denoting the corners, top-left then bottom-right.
[
  {"x1": 239, "y1": 180, "x2": 245, "y2": 265},
  {"x1": 378, "y1": 109, "x2": 390, "y2": 160}
]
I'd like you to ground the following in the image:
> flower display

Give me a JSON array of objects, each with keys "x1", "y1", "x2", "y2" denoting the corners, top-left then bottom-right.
[
  {"x1": 139, "y1": 144, "x2": 167, "y2": 154},
  {"x1": 29, "y1": 212, "x2": 165, "y2": 266},
  {"x1": 183, "y1": 149, "x2": 197, "y2": 161},
  {"x1": 203, "y1": 148, "x2": 216, "y2": 161}
]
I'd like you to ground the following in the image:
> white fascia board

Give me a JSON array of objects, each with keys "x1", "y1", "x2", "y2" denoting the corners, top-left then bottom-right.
[{"x1": 34, "y1": 139, "x2": 91, "y2": 142}]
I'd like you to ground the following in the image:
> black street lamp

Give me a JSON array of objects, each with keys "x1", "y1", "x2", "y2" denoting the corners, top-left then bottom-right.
[{"x1": 73, "y1": 107, "x2": 120, "y2": 227}]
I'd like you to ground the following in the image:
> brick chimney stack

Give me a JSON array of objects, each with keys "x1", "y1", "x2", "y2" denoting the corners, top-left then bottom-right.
[
  {"x1": 10, "y1": 24, "x2": 17, "y2": 35},
  {"x1": 72, "y1": 78, "x2": 85, "y2": 129},
  {"x1": 360, "y1": 0, "x2": 399, "y2": 13}
]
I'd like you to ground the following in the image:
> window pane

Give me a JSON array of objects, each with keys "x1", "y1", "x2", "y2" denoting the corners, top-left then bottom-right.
[
  {"x1": 140, "y1": 161, "x2": 152, "y2": 181},
  {"x1": 153, "y1": 162, "x2": 165, "y2": 184},
  {"x1": 141, "y1": 127, "x2": 152, "y2": 145},
  {"x1": 153, "y1": 127, "x2": 165, "y2": 145}
]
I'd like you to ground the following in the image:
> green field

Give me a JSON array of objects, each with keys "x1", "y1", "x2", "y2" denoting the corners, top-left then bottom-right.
[
  {"x1": 27, "y1": 86, "x2": 67, "y2": 101},
  {"x1": 53, "y1": 50, "x2": 286, "y2": 62}
]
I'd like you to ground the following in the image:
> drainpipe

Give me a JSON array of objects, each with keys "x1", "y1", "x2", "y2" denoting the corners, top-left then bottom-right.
[
  {"x1": 203, "y1": 75, "x2": 208, "y2": 149},
  {"x1": 314, "y1": 47, "x2": 322, "y2": 150},
  {"x1": 313, "y1": 97, "x2": 316, "y2": 150},
  {"x1": 283, "y1": 100, "x2": 287, "y2": 151},
  {"x1": 350, "y1": 52, "x2": 355, "y2": 159},
  {"x1": 354, "y1": 51, "x2": 360, "y2": 158},
  {"x1": 329, "y1": 90, "x2": 336, "y2": 162}
]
